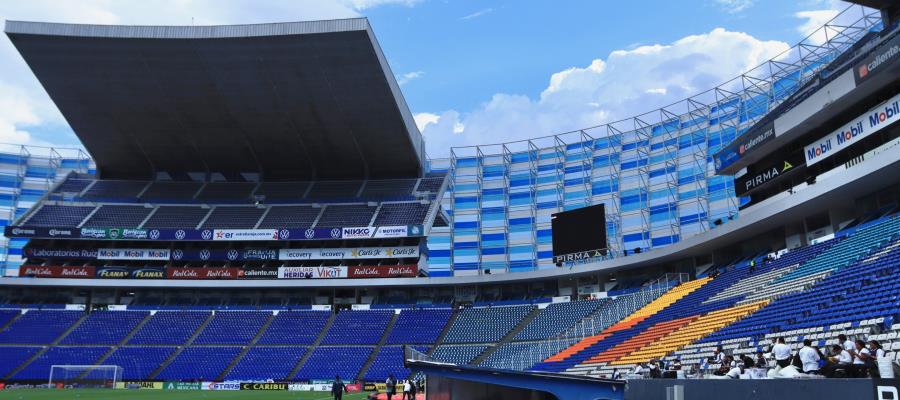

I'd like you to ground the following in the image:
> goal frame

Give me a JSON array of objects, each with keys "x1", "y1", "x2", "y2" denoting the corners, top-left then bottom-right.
[{"x1": 49, "y1": 365, "x2": 123, "y2": 389}]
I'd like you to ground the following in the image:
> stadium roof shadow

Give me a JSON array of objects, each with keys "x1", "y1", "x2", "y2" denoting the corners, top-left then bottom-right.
[{"x1": 4, "y1": 19, "x2": 424, "y2": 180}]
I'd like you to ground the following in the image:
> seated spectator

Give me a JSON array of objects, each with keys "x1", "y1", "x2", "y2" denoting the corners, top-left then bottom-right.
[
  {"x1": 648, "y1": 360, "x2": 662, "y2": 379},
  {"x1": 799, "y1": 339, "x2": 821, "y2": 374},
  {"x1": 670, "y1": 359, "x2": 682, "y2": 370},
  {"x1": 755, "y1": 351, "x2": 769, "y2": 368},
  {"x1": 771, "y1": 337, "x2": 792, "y2": 369}
]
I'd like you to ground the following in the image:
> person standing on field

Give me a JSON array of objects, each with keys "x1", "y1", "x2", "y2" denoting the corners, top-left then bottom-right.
[
  {"x1": 331, "y1": 376, "x2": 348, "y2": 400},
  {"x1": 386, "y1": 374, "x2": 396, "y2": 399}
]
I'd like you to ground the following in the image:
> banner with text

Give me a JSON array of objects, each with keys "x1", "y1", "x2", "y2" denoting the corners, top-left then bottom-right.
[
  {"x1": 167, "y1": 267, "x2": 241, "y2": 280},
  {"x1": 277, "y1": 266, "x2": 348, "y2": 279},
  {"x1": 278, "y1": 246, "x2": 419, "y2": 260},
  {"x1": 18, "y1": 265, "x2": 95, "y2": 278},
  {"x1": 347, "y1": 265, "x2": 418, "y2": 278},
  {"x1": 25, "y1": 248, "x2": 98, "y2": 259},
  {"x1": 5, "y1": 225, "x2": 422, "y2": 241},
  {"x1": 805, "y1": 92, "x2": 900, "y2": 166},
  {"x1": 97, "y1": 248, "x2": 170, "y2": 261}
]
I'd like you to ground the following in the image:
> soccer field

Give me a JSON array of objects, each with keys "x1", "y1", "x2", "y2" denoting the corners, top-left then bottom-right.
[{"x1": 0, "y1": 389, "x2": 378, "y2": 400}]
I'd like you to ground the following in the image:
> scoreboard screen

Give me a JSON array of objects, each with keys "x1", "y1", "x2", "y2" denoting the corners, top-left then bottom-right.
[{"x1": 551, "y1": 204, "x2": 607, "y2": 263}]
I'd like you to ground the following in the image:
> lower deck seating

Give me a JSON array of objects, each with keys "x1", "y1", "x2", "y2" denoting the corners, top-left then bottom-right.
[
  {"x1": 294, "y1": 346, "x2": 372, "y2": 381},
  {"x1": 225, "y1": 347, "x2": 308, "y2": 381},
  {"x1": 155, "y1": 347, "x2": 241, "y2": 381}
]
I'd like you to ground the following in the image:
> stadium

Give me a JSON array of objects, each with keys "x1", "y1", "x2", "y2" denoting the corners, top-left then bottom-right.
[{"x1": 0, "y1": 0, "x2": 898, "y2": 399}]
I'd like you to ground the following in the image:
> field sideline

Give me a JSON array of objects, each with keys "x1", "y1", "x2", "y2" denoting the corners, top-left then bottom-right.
[{"x1": 0, "y1": 389, "x2": 381, "y2": 400}]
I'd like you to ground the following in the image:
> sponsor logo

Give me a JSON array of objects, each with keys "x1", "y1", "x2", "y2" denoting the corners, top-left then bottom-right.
[
  {"x1": 347, "y1": 265, "x2": 418, "y2": 278},
  {"x1": 207, "y1": 382, "x2": 241, "y2": 391},
  {"x1": 805, "y1": 93, "x2": 900, "y2": 166},
  {"x1": 98, "y1": 248, "x2": 170, "y2": 261},
  {"x1": 200, "y1": 249, "x2": 211, "y2": 260},
  {"x1": 278, "y1": 266, "x2": 348, "y2": 279},
  {"x1": 554, "y1": 249, "x2": 605, "y2": 264},
  {"x1": 20, "y1": 266, "x2": 95, "y2": 278},
  {"x1": 408, "y1": 225, "x2": 422, "y2": 235},
  {"x1": 149, "y1": 229, "x2": 160, "y2": 240},
  {"x1": 240, "y1": 383, "x2": 287, "y2": 391},
  {"x1": 11, "y1": 227, "x2": 36, "y2": 236},
  {"x1": 330, "y1": 228, "x2": 341, "y2": 239},
  {"x1": 132, "y1": 269, "x2": 164, "y2": 279},
  {"x1": 97, "y1": 268, "x2": 130, "y2": 279},
  {"x1": 736, "y1": 155, "x2": 801, "y2": 197},
  {"x1": 201, "y1": 230, "x2": 212, "y2": 240},
  {"x1": 239, "y1": 269, "x2": 278, "y2": 279},
  {"x1": 373, "y1": 225, "x2": 408, "y2": 238},
  {"x1": 305, "y1": 228, "x2": 316, "y2": 239},
  {"x1": 175, "y1": 230, "x2": 187, "y2": 240},
  {"x1": 855, "y1": 34, "x2": 900, "y2": 84},
  {"x1": 167, "y1": 268, "x2": 241, "y2": 279},
  {"x1": 48, "y1": 229, "x2": 73, "y2": 237},
  {"x1": 279, "y1": 229, "x2": 290, "y2": 240},
  {"x1": 26, "y1": 248, "x2": 98, "y2": 259},
  {"x1": 213, "y1": 229, "x2": 278, "y2": 241},
  {"x1": 227, "y1": 249, "x2": 239, "y2": 260},
  {"x1": 387, "y1": 247, "x2": 418, "y2": 257},
  {"x1": 81, "y1": 228, "x2": 107, "y2": 239},
  {"x1": 342, "y1": 227, "x2": 373, "y2": 239},
  {"x1": 121, "y1": 229, "x2": 148, "y2": 239},
  {"x1": 165, "y1": 382, "x2": 201, "y2": 390},
  {"x1": 242, "y1": 249, "x2": 278, "y2": 260},
  {"x1": 172, "y1": 249, "x2": 184, "y2": 260}
]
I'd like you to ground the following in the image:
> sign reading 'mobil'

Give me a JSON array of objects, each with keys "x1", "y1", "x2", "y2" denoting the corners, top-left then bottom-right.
[{"x1": 804, "y1": 92, "x2": 900, "y2": 166}]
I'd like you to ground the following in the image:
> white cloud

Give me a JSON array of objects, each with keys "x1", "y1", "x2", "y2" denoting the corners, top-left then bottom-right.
[
  {"x1": 714, "y1": 0, "x2": 755, "y2": 14},
  {"x1": 795, "y1": 9, "x2": 840, "y2": 45},
  {"x1": 419, "y1": 28, "x2": 790, "y2": 156},
  {"x1": 460, "y1": 8, "x2": 493, "y2": 21},
  {"x1": 0, "y1": 0, "x2": 421, "y2": 148},
  {"x1": 414, "y1": 112, "x2": 440, "y2": 131},
  {"x1": 397, "y1": 71, "x2": 425, "y2": 85}
]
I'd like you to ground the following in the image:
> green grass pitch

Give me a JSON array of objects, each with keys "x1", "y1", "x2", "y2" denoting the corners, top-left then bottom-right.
[{"x1": 0, "y1": 389, "x2": 375, "y2": 400}]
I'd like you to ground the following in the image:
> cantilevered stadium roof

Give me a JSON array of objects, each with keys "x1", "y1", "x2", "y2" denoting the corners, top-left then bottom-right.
[{"x1": 5, "y1": 19, "x2": 425, "y2": 180}]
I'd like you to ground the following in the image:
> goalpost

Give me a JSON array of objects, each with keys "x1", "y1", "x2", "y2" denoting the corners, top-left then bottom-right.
[{"x1": 49, "y1": 365, "x2": 123, "y2": 389}]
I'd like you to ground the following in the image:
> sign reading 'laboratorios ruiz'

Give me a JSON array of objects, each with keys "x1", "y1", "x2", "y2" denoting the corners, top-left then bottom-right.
[{"x1": 805, "y1": 92, "x2": 900, "y2": 166}]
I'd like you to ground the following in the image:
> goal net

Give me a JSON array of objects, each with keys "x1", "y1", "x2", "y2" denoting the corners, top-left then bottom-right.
[{"x1": 49, "y1": 365, "x2": 123, "y2": 389}]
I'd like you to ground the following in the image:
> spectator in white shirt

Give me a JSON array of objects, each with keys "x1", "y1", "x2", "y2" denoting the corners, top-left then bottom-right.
[
  {"x1": 798, "y1": 339, "x2": 821, "y2": 374},
  {"x1": 725, "y1": 364, "x2": 744, "y2": 379},
  {"x1": 867, "y1": 340, "x2": 886, "y2": 378},
  {"x1": 771, "y1": 337, "x2": 792, "y2": 369},
  {"x1": 838, "y1": 334, "x2": 855, "y2": 353},
  {"x1": 853, "y1": 339, "x2": 870, "y2": 377}
]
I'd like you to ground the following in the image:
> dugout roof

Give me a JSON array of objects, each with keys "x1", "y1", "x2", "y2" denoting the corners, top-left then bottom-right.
[{"x1": 5, "y1": 19, "x2": 425, "y2": 180}]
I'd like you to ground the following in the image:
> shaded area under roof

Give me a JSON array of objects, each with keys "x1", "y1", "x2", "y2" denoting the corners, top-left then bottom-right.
[{"x1": 5, "y1": 19, "x2": 425, "y2": 180}]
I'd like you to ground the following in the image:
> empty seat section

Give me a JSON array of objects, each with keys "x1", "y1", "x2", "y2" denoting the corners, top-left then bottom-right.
[
  {"x1": 257, "y1": 311, "x2": 330, "y2": 345},
  {"x1": 141, "y1": 206, "x2": 210, "y2": 229},
  {"x1": 61, "y1": 311, "x2": 148, "y2": 345},
  {"x1": 81, "y1": 205, "x2": 153, "y2": 228},
  {"x1": 359, "y1": 179, "x2": 417, "y2": 200},
  {"x1": 321, "y1": 310, "x2": 393, "y2": 345},
  {"x1": 12, "y1": 346, "x2": 109, "y2": 380},
  {"x1": 200, "y1": 207, "x2": 265, "y2": 229},
  {"x1": 415, "y1": 177, "x2": 445, "y2": 193},
  {"x1": 294, "y1": 346, "x2": 372, "y2": 381},
  {"x1": 0, "y1": 310, "x2": 82, "y2": 344},
  {"x1": 0, "y1": 309, "x2": 19, "y2": 327},
  {"x1": 127, "y1": 311, "x2": 209, "y2": 345},
  {"x1": 193, "y1": 311, "x2": 269, "y2": 345},
  {"x1": 373, "y1": 203, "x2": 430, "y2": 226},
  {"x1": 306, "y1": 181, "x2": 362, "y2": 201},
  {"x1": 479, "y1": 340, "x2": 578, "y2": 370},
  {"x1": 431, "y1": 345, "x2": 487, "y2": 365},
  {"x1": 256, "y1": 206, "x2": 320, "y2": 228},
  {"x1": 386, "y1": 309, "x2": 453, "y2": 344},
  {"x1": 514, "y1": 300, "x2": 604, "y2": 341},
  {"x1": 54, "y1": 177, "x2": 93, "y2": 194},
  {"x1": 81, "y1": 180, "x2": 148, "y2": 201},
  {"x1": 364, "y1": 346, "x2": 428, "y2": 381},
  {"x1": 253, "y1": 182, "x2": 310, "y2": 202},
  {"x1": 225, "y1": 347, "x2": 307, "y2": 381},
  {"x1": 0, "y1": 347, "x2": 40, "y2": 378},
  {"x1": 316, "y1": 205, "x2": 376, "y2": 228},
  {"x1": 155, "y1": 346, "x2": 241, "y2": 381},
  {"x1": 196, "y1": 182, "x2": 257, "y2": 202},
  {"x1": 443, "y1": 305, "x2": 534, "y2": 343},
  {"x1": 139, "y1": 181, "x2": 203, "y2": 202},
  {"x1": 103, "y1": 347, "x2": 175, "y2": 380},
  {"x1": 23, "y1": 205, "x2": 94, "y2": 227}
]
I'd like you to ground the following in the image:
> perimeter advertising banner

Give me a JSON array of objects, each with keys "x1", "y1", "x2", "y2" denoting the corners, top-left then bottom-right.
[
  {"x1": 169, "y1": 248, "x2": 278, "y2": 262},
  {"x1": 804, "y1": 92, "x2": 900, "y2": 166},
  {"x1": 97, "y1": 248, "x2": 170, "y2": 261},
  {"x1": 854, "y1": 33, "x2": 900, "y2": 85},
  {"x1": 18, "y1": 265, "x2": 95, "y2": 278},
  {"x1": 278, "y1": 246, "x2": 419, "y2": 260},
  {"x1": 277, "y1": 266, "x2": 348, "y2": 279},
  {"x1": 346, "y1": 265, "x2": 418, "y2": 278},
  {"x1": 714, "y1": 122, "x2": 776, "y2": 172},
  {"x1": 167, "y1": 267, "x2": 242, "y2": 280},
  {"x1": 5, "y1": 225, "x2": 420, "y2": 240},
  {"x1": 24, "y1": 248, "x2": 98, "y2": 259}
]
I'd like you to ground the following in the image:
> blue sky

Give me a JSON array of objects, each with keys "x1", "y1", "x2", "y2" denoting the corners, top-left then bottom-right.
[{"x1": 0, "y1": 0, "x2": 852, "y2": 157}]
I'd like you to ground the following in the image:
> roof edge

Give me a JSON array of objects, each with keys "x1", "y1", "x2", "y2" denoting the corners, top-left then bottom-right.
[{"x1": 4, "y1": 18, "x2": 369, "y2": 39}]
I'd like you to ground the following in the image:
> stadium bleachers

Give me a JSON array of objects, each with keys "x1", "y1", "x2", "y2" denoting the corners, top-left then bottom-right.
[
  {"x1": 103, "y1": 347, "x2": 176, "y2": 380},
  {"x1": 196, "y1": 182, "x2": 257, "y2": 202},
  {"x1": 155, "y1": 346, "x2": 241, "y2": 381},
  {"x1": 443, "y1": 305, "x2": 534, "y2": 344},
  {"x1": 386, "y1": 308, "x2": 453, "y2": 344},
  {"x1": 431, "y1": 345, "x2": 487, "y2": 365},
  {"x1": 321, "y1": 310, "x2": 393, "y2": 345},
  {"x1": 225, "y1": 346, "x2": 307, "y2": 381},
  {"x1": 199, "y1": 206, "x2": 266, "y2": 229},
  {"x1": 192, "y1": 311, "x2": 269, "y2": 345},
  {"x1": 364, "y1": 345, "x2": 427, "y2": 381},
  {"x1": 81, "y1": 205, "x2": 153, "y2": 228},
  {"x1": 257, "y1": 311, "x2": 330, "y2": 345},
  {"x1": 127, "y1": 311, "x2": 209, "y2": 345},
  {"x1": 140, "y1": 181, "x2": 203, "y2": 202},
  {"x1": 256, "y1": 205, "x2": 321, "y2": 228},
  {"x1": 315, "y1": 204, "x2": 377, "y2": 228},
  {"x1": 61, "y1": 311, "x2": 147, "y2": 345},
  {"x1": 514, "y1": 300, "x2": 603, "y2": 341},
  {"x1": 141, "y1": 206, "x2": 210, "y2": 229},
  {"x1": 23, "y1": 205, "x2": 94, "y2": 227},
  {"x1": 80, "y1": 180, "x2": 148, "y2": 201},
  {"x1": 0, "y1": 310, "x2": 82, "y2": 344},
  {"x1": 294, "y1": 346, "x2": 373, "y2": 381},
  {"x1": 12, "y1": 346, "x2": 109, "y2": 380},
  {"x1": 374, "y1": 202, "x2": 431, "y2": 226},
  {"x1": 0, "y1": 347, "x2": 41, "y2": 379}
]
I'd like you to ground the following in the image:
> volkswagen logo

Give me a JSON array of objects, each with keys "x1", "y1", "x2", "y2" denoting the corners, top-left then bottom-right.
[
  {"x1": 304, "y1": 228, "x2": 315, "y2": 239},
  {"x1": 279, "y1": 229, "x2": 290, "y2": 240},
  {"x1": 175, "y1": 230, "x2": 186, "y2": 240},
  {"x1": 201, "y1": 230, "x2": 212, "y2": 240},
  {"x1": 227, "y1": 249, "x2": 239, "y2": 260},
  {"x1": 200, "y1": 249, "x2": 211, "y2": 260},
  {"x1": 330, "y1": 228, "x2": 341, "y2": 239},
  {"x1": 172, "y1": 249, "x2": 183, "y2": 260},
  {"x1": 149, "y1": 229, "x2": 160, "y2": 240}
]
